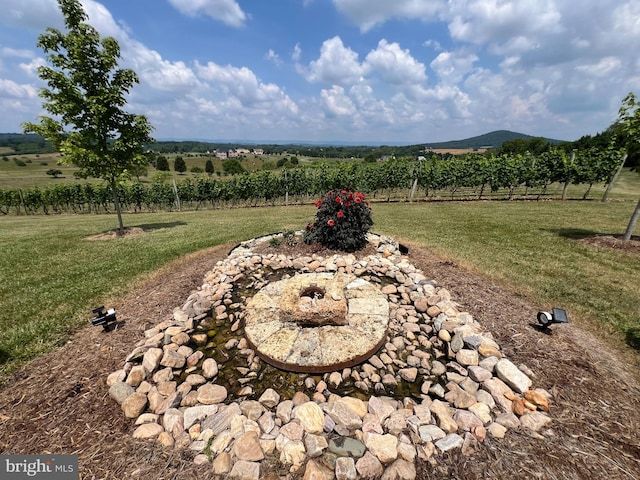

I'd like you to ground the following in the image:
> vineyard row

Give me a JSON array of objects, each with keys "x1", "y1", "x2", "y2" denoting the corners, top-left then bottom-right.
[{"x1": 0, "y1": 148, "x2": 625, "y2": 215}]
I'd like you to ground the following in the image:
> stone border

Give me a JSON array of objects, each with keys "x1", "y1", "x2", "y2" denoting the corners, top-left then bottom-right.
[{"x1": 107, "y1": 233, "x2": 552, "y2": 479}]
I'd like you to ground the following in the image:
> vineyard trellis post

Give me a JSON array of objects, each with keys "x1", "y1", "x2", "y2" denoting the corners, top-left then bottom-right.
[
  {"x1": 601, "y1": 153, "x2": 628, "y2": 202},
  {"x1": 562, "y1": 151, "x2": 575, "y2": 201}
]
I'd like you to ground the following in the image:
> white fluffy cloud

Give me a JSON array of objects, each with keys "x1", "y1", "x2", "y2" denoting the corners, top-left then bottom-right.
[
  {"x1": 364, "y1": 40, "x2": 427, "y2": 85},
  {"x1": 305, "y1": 36, "x2": 365, "y2": 85},
  {"x1": 333, "y1": 0, "x2": 445, "y2": 32},
  {"x1": 321, "y1": 85, "x2": 356, "y2": 117},
  {"x1": 167, "y1": 0, "x2": 247, "y2": 27}
]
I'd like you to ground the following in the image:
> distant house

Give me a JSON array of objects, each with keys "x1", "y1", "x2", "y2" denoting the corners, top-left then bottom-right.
[
  {"x1": 215, "y1": 150, "x2": 227, "y2": 160},
  {"x1": 228, "y1": 149, "x2": 239, "y2": 158},
  {"x1": 236, "y1": 148, "x2": 250, "y2": 155},
  {"x1": 253, "y1": 149, "x2": 264, "y2": 155}
]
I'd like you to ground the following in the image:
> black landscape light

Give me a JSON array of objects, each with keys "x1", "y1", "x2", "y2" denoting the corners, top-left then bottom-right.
[
  {"x1": 535, "y1": 307, "x2": 569, "y2": 333},
  {"x1": 91, "y1": 305, "x2": 118, "y2": 331}
]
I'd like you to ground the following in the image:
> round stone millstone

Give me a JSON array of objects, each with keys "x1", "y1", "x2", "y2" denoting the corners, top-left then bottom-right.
[{"x1": 244, "y1": 272, "x2": 389, "y2": 373}]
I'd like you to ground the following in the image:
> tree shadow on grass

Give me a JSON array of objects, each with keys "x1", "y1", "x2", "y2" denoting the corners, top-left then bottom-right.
[
  {"x1": 134, "y1": 221, "x2": 187, "y2": 231},
  {"x1": 626, "y1": 327, "x2": 640, "y2": 350},
  {"x1": 543, "y1": 228, "x2": 600, "y2": 240},
  {"x1": 0, "y1": 348, "x2": 10, "y2": 365}
]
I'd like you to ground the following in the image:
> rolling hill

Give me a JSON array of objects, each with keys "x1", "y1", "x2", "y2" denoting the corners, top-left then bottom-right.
[{"x1": 423, "y1": 130, "x2": 565, "y2": 150}]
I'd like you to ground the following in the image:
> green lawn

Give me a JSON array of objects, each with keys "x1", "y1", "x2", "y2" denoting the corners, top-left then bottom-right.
[{"x1": 1, "y1": 198, "x2": 639, "y2": 376}]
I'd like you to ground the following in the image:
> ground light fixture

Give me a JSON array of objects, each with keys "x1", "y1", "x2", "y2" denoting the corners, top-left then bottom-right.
[
  {"x1": 535, "y1": 307, "x2": 569, "y2": 333},
  {"x1": 91, "y1": 306, "x2": 118, "y2": 331}
]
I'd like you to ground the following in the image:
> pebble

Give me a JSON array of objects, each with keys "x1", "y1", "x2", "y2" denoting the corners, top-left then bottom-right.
[{"x1": 109, "y1": 232, "x2": 548, "y2": 478}]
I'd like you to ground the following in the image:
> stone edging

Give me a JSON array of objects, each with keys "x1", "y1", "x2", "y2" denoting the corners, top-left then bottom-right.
[{"x1": 107, "y1": 233, "x2": 552, "y2": 479}]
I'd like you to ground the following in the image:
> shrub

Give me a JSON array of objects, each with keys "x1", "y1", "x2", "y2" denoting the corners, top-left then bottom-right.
[
  {"x1": 174, "y1": 156, "x2": 187, "y2": 173},
  {"x1": 14, "y1": 159, "x2": 27, "y2": 166},
  {"x1": 304, "y1": 188, "x2": 373, "y2": 252}
]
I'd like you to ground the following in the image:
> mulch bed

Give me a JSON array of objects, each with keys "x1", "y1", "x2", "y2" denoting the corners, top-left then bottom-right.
[{"x1": 0, "y1": 238, "x2": 639, "y2": 479}]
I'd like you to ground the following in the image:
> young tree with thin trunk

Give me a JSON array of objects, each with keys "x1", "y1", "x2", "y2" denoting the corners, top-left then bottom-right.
[
  {"x1": 617, "y1": 93, "x2": 640, "y2": 241},
  {"x1": 23, "y1": 0, "x2": 154, "y2": 233}
]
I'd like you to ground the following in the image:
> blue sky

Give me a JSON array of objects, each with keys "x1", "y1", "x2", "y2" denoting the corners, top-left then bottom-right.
[{"x1": 1, "y1": 0, "x2": 639, "y2": 144}]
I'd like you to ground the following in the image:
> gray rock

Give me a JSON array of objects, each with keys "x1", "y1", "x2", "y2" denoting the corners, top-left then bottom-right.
[
  {"x1": 328, "y1": 437, "x2": 366, "y2": 458},
  {"x1": 202, "y1": 403, "x2": 242, "y2": 434},
  {"x1": 418, "y1": 424, "x2": 446, "y2": 442},
  {"x1": 468, "y1": 365, "x2": 492, "y2": 383},
  {"x1": 304, "y1": 433, "x2": 329, "y2": 457},
  {"x1": 183, "y1": 404, "x2": 219, "y2": 430},
  {"x1": 435, "y1": 433, "x2": 464, "y2": 452},
  {"x1": 108, "y1": 381, "x2": 135, "y2": 405}
]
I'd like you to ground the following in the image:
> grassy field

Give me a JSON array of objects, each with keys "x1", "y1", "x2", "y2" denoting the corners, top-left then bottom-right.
[
  {"x1": 0, "y1": 151, "x2": 322, "y2": 188},
  {"x1": 1, "y1": 197, "x2": 639, "y2": 376}
]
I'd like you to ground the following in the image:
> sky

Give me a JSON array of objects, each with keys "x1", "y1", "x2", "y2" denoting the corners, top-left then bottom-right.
[{"x1": 1, "y1": 0, "x2": 639, "y2": 145}]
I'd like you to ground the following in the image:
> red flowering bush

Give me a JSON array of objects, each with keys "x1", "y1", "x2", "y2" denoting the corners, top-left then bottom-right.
[{"x1": 304, "y1": 188, "x2": 373, "y2": 252}]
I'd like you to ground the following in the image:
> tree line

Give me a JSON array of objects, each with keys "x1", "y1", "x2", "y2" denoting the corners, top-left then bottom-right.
[{"x1": 0, "y1": 145, "x2": 626, "y2": 215}]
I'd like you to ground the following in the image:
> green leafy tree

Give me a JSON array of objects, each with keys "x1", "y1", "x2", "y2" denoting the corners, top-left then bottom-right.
[
  {"x1": 156, "y1": 156, "x2": 170, "y2": 171},
  {"x1": 46, "y1": 168, "x2": 63, "y2": 178},
  {"x1": 205, "y1": 159, "x2": 214, "y2": 175},
  {"x1": 222, "y1": 158, "x2": 246, "y2": 175},
  {"x1": 22, "y1": 0, "x2": 154, "y2": 232},
  {"x1": 174, "y1": 156, "x2": 187, "y2": 173},
  {"x1": 617, "y1": 93, "x2": 640, "y2": 241}
]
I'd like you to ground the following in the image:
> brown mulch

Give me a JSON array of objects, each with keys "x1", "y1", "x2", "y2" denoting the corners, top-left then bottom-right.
[
  {"x1": 1, "y1": 239, "x2": 639, "y2": 479},
  {"x1": 577, "y1": 234, "x2": 640, "y2": 255},
  {"x1": 85, "y1": 227, "x2": 149, "y2": 241}
]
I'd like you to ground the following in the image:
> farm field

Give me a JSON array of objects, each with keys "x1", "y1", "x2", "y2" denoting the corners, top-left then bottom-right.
[{"x1": 0, "y1": 151, "x2": 328, "y2": 189}]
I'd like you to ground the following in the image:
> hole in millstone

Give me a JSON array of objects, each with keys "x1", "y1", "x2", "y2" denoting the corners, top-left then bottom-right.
[{"x1": 300, "y1": 286, "x2": 325, "y2": 300}]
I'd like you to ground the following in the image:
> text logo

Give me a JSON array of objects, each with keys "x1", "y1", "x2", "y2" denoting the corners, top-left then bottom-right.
[{"x1": 1, "y1": 455, "x2": 78, "y2": 479}]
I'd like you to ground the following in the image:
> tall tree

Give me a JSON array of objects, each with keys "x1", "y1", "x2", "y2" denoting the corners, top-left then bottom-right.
[
  {"x1": 205, "y1": 159, "x2": 214, "y2": 175},
  {"x1": 617, "y1": 93, "x2": 640, "y2": 241},
  {"x1": 174, "y1": 156, "x2": 186, "y2": 174},
  {"x1": 22, "y1": 0, "x2": 154, "y2": 232}
]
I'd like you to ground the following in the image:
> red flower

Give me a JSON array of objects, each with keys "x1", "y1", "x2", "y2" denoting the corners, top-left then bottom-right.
[
  {"x1": 337, "y1": 211, "x2": 344, "y2": 218},
  {"x1": 341, "y1": 189, "x2": 347, "y2": 194},
  {"x1": 327, "y1": 219, "x2": 335, "y2": 227},
  {"x1": 306, "y1": 223, "x2": 311, "y2": 231},
  {"x1": 345, "y1": 201, "x2": 351, "y2": 207},
  {"x1": 354, "y1": 196, "x2": 361, "y2": 203},
  {"x1": 347, "y1": 193, "x2": 353, "y2": 200},
  {"x1": 335, "y1": 196, "x2": 342, "y2": 203},
  {"x1": 315, "y1": 199, "x2": 322, "y2": 207}
]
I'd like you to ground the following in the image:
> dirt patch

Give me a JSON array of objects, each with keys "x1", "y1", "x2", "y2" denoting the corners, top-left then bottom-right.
[
  {"x1": 578, "y1": 234, "x2": 640, "y2": 255},
  {"x1": 85, "y1": 226, "x2": 148, "y2": 241},
  {"x1": 0, "y1": 240, "x2": 639, "y2": 479}
]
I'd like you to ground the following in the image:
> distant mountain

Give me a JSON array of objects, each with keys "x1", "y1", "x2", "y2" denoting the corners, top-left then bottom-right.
[
  {"x1": 424, "y1": 130, "x2": 566, "y2": 149},
  {"x1": 0, "y1": 130, "x2": 567, "y2": 153}
]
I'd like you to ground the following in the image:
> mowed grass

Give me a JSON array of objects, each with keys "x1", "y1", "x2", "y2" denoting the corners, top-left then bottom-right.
[
  {"x1": 0, "y1": 199, "x2": 639, "y2": 376},
  {"x1": 374, "y1": 201, "x2": 640, "y2": 342}
]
